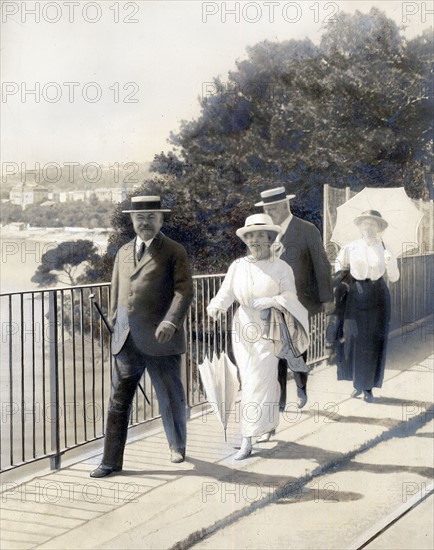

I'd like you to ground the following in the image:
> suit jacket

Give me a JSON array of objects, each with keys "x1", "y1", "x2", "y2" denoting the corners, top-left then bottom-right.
[
  {"x1": 280, "y1": 216, "x2": 333, "y2": 315},
  {"x1": 110, "y1": 232, "x2": 194, "y2": 356}
]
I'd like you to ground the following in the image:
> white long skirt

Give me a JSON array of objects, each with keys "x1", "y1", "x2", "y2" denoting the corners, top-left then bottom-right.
[{"x1": 232, "y1": 305, "x2": 280, "y2": 437}]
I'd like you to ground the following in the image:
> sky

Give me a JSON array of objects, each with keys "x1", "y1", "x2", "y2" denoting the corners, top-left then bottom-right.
[{"x1": 1, "y1": 0, "x2": 432, "y2": 170}]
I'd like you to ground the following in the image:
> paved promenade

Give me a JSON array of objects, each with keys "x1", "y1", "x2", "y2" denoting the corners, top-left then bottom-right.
[{"x1": 1, "y1": 324, "x2": 433, "y2": 550}]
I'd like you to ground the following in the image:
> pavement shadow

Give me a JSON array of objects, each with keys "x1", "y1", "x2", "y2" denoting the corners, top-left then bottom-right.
[
  {"x1": 339, "y1": 461, "x2": 434, "y2": 479},
  {"x1": 301, "y1": 409, "x2": 400, "y2": 429},
  {"x1": 275, "y1": 486, "x2": 362, "y2": 505},
  {"x1": 370, "y1": 396, "x2": 433, "y2": 407},
  {"x1": 300, "y1": 395, "x2": 433, "y2": 429},
  {"x1": 121, "y1": 453, "x2": 364, "y2": 506},
  {"x1": 414, "y1": 433, "x2": 434, "y2": 439},
  {"x1": 123, "y1": 439, "x2": 342, "y2": 484},
  {"x1": 121, "y1": 402, "x2": 434, "y2": 483},
  {"x1": 122, "y1": 455, "x2": 296, "y2": 486}
]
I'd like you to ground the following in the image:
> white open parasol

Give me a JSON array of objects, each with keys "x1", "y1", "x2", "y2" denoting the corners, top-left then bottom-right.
[{"x1": 331, "y1": 187, "x2": 424, "y2": 257}]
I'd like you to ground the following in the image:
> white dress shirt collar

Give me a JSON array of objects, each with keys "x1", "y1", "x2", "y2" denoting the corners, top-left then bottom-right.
[{"x1": 136, "y1": 235, "x2": 155, "y2": 252}]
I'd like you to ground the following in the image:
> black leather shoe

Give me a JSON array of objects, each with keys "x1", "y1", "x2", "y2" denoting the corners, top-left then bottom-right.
[
  {"x1": 351, "y1": 389, "x2": 362, "y2": 398},
  {"x1": 170, "y1": 449, "x2": 185, "y2": 463},
  {"x1": 90, "y1": 465, "x2": 122, "y2": 478},
  {"x1": 364, "y1": 390, "x2": 374, "y2": 403},
  {"x1": 297, "y1": 387, "x2": 308, "y2": 409}
]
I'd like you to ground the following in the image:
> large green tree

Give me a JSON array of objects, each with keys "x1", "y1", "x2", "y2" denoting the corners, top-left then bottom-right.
[
  {"x1": 93, "y1": 9, "x2": 434, "y2": 277},
  {"x1": 153, "y1": 9, "x2": 432, "y2": 228}
]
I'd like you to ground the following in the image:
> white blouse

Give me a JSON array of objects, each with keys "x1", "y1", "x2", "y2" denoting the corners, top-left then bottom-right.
[
  {"x1": 335, "y1": 239, "x2": 400, "y2": 282},
  {"x1": 207, "y1": 256, "x2": 310, "y2": 352}
]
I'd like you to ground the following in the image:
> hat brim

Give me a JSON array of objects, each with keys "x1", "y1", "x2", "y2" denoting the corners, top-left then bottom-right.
[
  {"x1": 354, "y1": 214, "x2": 388, "y2": 230},
  {"x1": 122, "y1": 208, "x2": 171, "y2": 213},
  {"x1": 255, "y1": 194, "x2": 296, "y2": 207},
  {"x1": 236, "y1": 224, "x2": 282, "y2": 243}
]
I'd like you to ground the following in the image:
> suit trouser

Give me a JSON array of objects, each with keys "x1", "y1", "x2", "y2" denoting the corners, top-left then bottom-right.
[
  {"x1": 102, "y1": 336, "x2": 186, "y2": 468},
  {"x1": 278, "y1": 351, "x2": 308, "y2": 411}
]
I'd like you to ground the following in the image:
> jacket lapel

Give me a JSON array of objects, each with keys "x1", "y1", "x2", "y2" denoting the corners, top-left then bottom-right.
[
  {"x1": 282, "y1": 216, "x2": 299, "y2": 246},
  {"x1": 130, "y1": 232, "x2": 164, "y2": 277}
]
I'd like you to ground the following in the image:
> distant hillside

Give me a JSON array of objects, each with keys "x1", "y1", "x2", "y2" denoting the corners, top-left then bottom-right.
[
  {"x1": 1, "y1": 162, "x2": 153, "y2": 194},
  {"x1": 1, "y1": 199, "x2": 114, "y2": 228}
]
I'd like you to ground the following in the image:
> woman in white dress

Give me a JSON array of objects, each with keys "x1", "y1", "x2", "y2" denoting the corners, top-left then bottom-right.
[
  {"x1": 334, "y1": 210, "x2": 400, "y2": 402},
  {"x1": 207, "y1": 214, "x2": 309, "y2": 460}
]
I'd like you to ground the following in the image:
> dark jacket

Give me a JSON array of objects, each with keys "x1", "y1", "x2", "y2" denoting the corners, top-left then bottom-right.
[
  {"x1": 280, "y1": 216, "x2": 333, "y2": 314},
  {"x1": 110, "y1": 232, "x2": 194, "y2": 356}
]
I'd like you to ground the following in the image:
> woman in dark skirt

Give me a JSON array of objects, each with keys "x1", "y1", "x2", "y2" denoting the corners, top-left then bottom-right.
[{"x1": 334, "y1": 210, "x2": 400, "y2": 402}]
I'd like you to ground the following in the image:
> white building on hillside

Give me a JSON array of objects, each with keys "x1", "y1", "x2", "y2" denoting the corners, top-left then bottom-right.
[{"x1": 10, "y1": 183, "x2": 49, "y2": 209}]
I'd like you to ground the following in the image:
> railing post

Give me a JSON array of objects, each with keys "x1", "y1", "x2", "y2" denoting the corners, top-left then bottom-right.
[
  {"x1": 323, "y1": 183, "x2": 329, "y2": 246},
  {"x1": 429, "y1": 200, "x2": 433, "y2": 253},
  {"x1": 48, "y1": 290, "x2": 61, "y2": 470},
  {"x1": 181, "y1": 319, "x2": 190, "y2": 419}
]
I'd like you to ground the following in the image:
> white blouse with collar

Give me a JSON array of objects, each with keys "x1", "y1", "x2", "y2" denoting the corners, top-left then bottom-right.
[{"x1": 335, "y1": 239, "x2": 400, "y2": 282}]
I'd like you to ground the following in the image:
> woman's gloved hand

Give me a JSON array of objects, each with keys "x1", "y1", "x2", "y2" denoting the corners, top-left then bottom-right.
[
  {"x1": 207, "y1": 307, "x2": 224, "y2": 320},
  {"x1": 252, "y1": 298, "x2": 276, "y2": 310}
]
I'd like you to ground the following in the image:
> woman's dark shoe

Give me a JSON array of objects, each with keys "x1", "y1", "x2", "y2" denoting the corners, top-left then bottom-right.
[
  {"x1": 256, "y1": 429, "x2": 276, "y2": 443},
  {"x1": 297, "y1": 387, "x2": 308, "y2": 409},
  {"x1": 90, "y1": 464, "x2": 122, "y2": 478},
  {"x1": 364, "y1": 390, "x2": 374, "y2": 403},
  {"x1": 351, "y1": 389, "x2": 362, "y2": 398}
]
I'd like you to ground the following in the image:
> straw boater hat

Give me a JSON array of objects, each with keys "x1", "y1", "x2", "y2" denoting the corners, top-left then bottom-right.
[
  {"x1": 254, "y1": 186, "x2": 296, "y2": 207},
  {"x1": 122, "y1": 195, "x2": 171, "y2": 213},
  {"x1": 354, "y1": 210, "x2": 388, "y2": 231},
  {"x1": 236, "y1": 214, "x2": 282, "y2": 243}
]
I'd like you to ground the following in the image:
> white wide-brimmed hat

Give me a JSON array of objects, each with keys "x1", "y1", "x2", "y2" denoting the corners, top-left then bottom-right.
[
  {"x1": 255, "y1": 186, "x2": 296, "y2": 207},
  {"x1": 354, "y1": 210, "x2": 388, "y2": 231},
  {"x1": 236, "y1": 214, "x2": 282, "y2": 243},
  {"x1": 122, "y1": 195, "x2": 171, "y2": 213}
]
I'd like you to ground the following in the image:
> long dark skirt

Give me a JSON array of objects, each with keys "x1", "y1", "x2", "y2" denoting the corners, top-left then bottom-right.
[{"x1": 337, "y1": 277, "x2": 391, "y2": 391}]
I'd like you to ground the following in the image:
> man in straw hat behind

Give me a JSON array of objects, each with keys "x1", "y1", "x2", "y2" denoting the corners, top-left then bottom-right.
[
  {"x1": 256, "y1": 186, "x2": 333, "y2": 412},
  {"x1": 91, "y1": 188, "x2": 193, "y2": 477}
]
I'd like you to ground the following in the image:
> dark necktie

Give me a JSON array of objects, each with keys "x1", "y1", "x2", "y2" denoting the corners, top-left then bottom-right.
[{"x1": 137, "y1": 242, "x2": 146, "y2": 262}]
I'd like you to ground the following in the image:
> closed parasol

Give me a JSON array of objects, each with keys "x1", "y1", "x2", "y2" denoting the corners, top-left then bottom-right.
[{"x1": 198, "y1": 351, "x2": 239, "y2": 441}]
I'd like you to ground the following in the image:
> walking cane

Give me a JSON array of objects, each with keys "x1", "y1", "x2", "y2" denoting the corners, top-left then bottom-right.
[{"x1": 89, "y1": 294, "x2": 151, "y2": 405}]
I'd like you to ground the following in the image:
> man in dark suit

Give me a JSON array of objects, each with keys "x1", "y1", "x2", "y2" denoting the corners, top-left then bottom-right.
[
  {"x1": 256, "y1": 187, "x2": 333, "y2": 412},
  {"x1": 91, "y1": 192, "x2": 193, "y2": 478}
]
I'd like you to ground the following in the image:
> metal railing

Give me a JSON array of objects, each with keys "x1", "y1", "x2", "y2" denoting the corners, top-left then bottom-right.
[
  {"x1": 389, "y1": 254, "x2": 434, "y2": 333},
  {"x1": 2, "y1": 183, "x2": 432, "y2": 475},
  {"x1": 7, "y1": 261, "x2": 422, "y2": 474},
  {"x1": 1, "y1": 284, "x2": 114, "y2": 472}
]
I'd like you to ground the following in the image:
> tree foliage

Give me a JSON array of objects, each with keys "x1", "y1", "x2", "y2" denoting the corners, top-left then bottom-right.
[
  {"x1": 150, "y1": 9, "x2": 431, "y2": 261},
  {"x1": 31, "y1": 240, "x2": 100, "y2": 287},
  {"x1": 81, "y1": 9, "x2": 434, "y2": 278}
]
